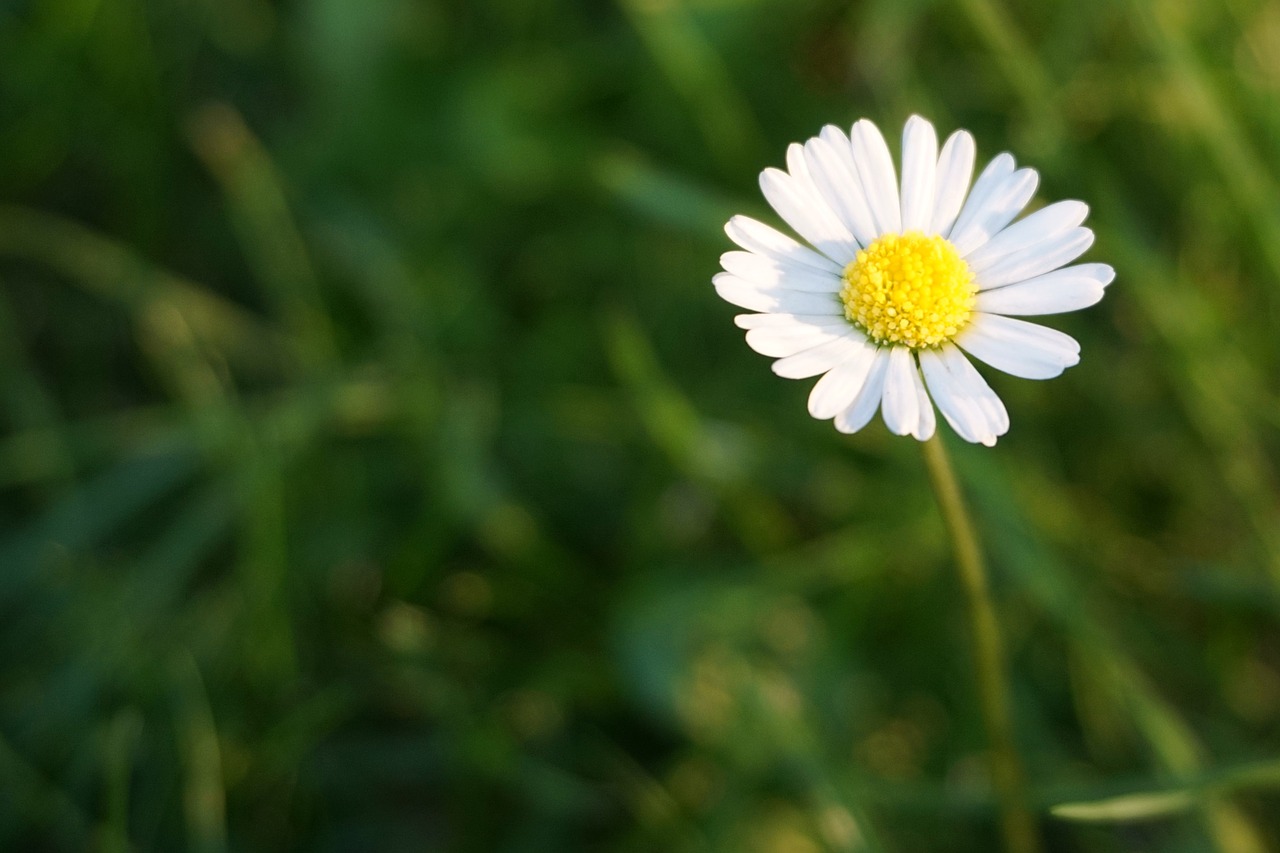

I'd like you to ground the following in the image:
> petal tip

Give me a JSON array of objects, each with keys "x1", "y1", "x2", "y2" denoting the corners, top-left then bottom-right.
[
  {"x1": 759, "y1": 167, "x2": 786, "y2": 191},
  {"x1": 851, "y1": 117, "x2": 881, "y2": 137}
]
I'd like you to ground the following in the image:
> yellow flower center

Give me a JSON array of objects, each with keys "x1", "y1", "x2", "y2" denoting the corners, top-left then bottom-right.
[{"x1": 840, "y1": 232, "x2": 977, "y2": 349}]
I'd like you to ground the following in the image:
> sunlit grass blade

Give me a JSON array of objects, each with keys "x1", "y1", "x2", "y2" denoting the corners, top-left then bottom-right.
[
  {"x1": 0, "y1": 205, "x2": 287, "y2": 369},
  {"x1": 1051, "y1": 790, "x2": 1195, "y2": 823},
  {"x1": 186, "y1": 102, "x2": 337, "y2": 368},
  {"x1": 616, "y1": 0, "x2": 763, "y2": 171},
  {"x1": 605, "y1": 310, "x2": 793, "y2": 553},
  {"x1": 174, "y1": 653, "x2": 228, "y2": 853},
  {"x1": 1053, "y1": 756, "x2": 1280, "y2": 824},
  {"x1": 595, "y1": 149, "x2": 744, "y2": 238}
]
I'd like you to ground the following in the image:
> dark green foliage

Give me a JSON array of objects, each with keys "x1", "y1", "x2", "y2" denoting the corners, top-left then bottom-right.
[{"x1": 1, "y1": 0, "x2": 1279, "y2": 850}]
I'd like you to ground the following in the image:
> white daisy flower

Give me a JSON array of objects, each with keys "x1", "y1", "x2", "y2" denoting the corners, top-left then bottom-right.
[{"x1": 715, "y1": 115, "x2": 1113, "y2": 446}]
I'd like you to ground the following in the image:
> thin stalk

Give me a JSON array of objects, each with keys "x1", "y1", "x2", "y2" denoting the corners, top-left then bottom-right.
[{"x1": 921, "y1": 434, "x2": 1041, "y2": 853}]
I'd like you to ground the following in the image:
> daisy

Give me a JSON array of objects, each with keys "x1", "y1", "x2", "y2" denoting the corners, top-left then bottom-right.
[{"x1": 714, "y1": 115, "x2": 1113, "y2": 446}]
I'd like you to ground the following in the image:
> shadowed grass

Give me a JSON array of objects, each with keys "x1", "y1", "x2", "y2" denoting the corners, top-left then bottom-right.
[{"x1": 1, "y1": 0, "x2": 1279, "y2": 850}]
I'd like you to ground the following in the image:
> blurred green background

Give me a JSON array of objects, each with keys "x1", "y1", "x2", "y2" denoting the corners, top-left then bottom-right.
[{"x1": 2, "y1": 0, "x2": 1280, "y2": 850}]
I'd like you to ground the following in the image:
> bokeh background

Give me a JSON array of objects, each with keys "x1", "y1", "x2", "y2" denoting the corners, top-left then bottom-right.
[{"x1": 2, "y1": 0, "x2": 1280, "y2": 850}]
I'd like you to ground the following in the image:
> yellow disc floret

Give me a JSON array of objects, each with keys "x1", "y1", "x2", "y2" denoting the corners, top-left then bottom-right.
[{"x1": 840, "y1": 231, "x2": 976, "y2": 349}]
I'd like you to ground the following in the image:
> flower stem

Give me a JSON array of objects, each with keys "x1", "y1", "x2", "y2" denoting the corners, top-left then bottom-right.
[{"x1": 920, "y1": 434, "x2": 1042, "y2": 853}]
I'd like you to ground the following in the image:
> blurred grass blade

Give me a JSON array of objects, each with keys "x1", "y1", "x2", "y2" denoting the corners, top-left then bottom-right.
[
  {"x1": 1134, "y1": 0, "x2": 1280, "y2": 289},
  {"x1": 101, "y1": 709, "x2": 143, "y2": 853},
  {"x1": 127, "y1": 483, "x2": 236, "y2": 617},
  {"x1": 0, "y1": 731, "x2": 93, "y2": 846},
  {"x1": 1097, "y1": 185, "x2": 1280, "y2": 589},
  {"x1": 594, "y1": 148, "x2": 743, "y2": 238},
  {"x1": 0, "y1": 289, "x2": 75, "y2": 488},
  {"x1": 174, "y1": 652, "x2": 228, "y2": 853},
  {"x1": 604, "y1": 309, "x2": 792, "y2": 552},
  {"x1": 186, "y1": 102, "x2": 337, "y2": 367},
  {"x1": 955, "y1": 0, "x2": 1057, "y2": 132},
  {"x1": 1051, "y1": 790, "x2": 1195, "y2": 823},
  {"x1": 1053, "y1": 756, "x2": 1280, "y2": 823},
  {"x1": 233, "y1": 439, "x2": 297, "y2": 684},
  {"x1": 0, "y1": 444, "x2": 200, "y2": 592},
  {"x1": 617, "y1": 0, "x2": 762, "y2": 171},
  {"x1": 0, "y1": 205, "x2": 287, "y2": 369},
  {"x1": 961, "y1": 447, "x2": 1271, "y2": 853}
]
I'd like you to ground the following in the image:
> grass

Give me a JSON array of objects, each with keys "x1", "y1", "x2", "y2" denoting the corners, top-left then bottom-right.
[{"x1": 2, "y1": 0, "x2": 1280, "y2": 850}]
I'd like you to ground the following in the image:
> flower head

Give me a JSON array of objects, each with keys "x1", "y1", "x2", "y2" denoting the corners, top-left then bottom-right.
[{"x1": 715, "y1": 115, "x2": 1112, "y2": 446}]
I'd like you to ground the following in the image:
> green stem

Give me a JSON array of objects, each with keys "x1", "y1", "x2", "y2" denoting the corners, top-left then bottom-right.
[{"x1": 921, "y1": 434, "x2": 1041, "y2": 853}]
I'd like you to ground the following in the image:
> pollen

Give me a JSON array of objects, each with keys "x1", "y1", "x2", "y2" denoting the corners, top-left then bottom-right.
[{"x1": 840, "y1": 232, "x2": 977, "y2": 349}]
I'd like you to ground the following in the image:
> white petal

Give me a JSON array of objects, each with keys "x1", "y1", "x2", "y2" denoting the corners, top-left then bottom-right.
[
  {"x1": 956, "y1": 313, "x2": 1080, "y2": 380},
  {"x1": 930, "y1": 130, "x2": 976, "y2": 237},
  {"x1": 803, "y1": 134, "x2": 878, "y2": 247},
  {"x1": 720, "y1": 251, "x2": 842, "y2": 293},
  {"x1": 965, "y1": 201, "x2": 1089, "y2": 271},
  {"x1": 759, "y1": 167, "x2": 858, "y2": 265},
  {"x1": 948, "y1": 160, "x2": 1039, "y2": 257},
  {"x1": 976, "y1": 263, "x2": 1113, "y2": 315},
  {"x1": 957, "y1": 373, "x2": 1009, "y2": 443},
  {"x1": 713, "y1": 274, "x2": 842, "y2": 314},
  {"x1": 725, "y1": 216, "x2": 844, "y2": 275},
  {"x1": 879, "y1": 346, "x2": 920, "y2": 436},
  {"x1": 919, "y1": 347, "x2": 1008, "y2": 446},
  {"x1": 771, "y1": 330, "x2": 869, "y2": 379},
  {"x1": 900, "y1": 115, "x2": 938, "y2": 232},
  {"x1": 734, "y1": 312, "x2": 845, "y2": 330},
  {"x1": 834, "y1": 348, "x2": 891, "y2": 434},
  {"x1": 818, "y1": 122, "x2": 878, "y2": 240},
  {"x1": 786, "y1": 144, "x2": 863, "y2": 263},
  {"x1": 942, "y1": 346, "x2": 1010, "y2": 438},
  {"x1": 919, "y1": 349, "x2": 982, "y2": 444},
  {"x1": 806, "y1": 337, "x2": 880, "y2": 419},
  {"x1": 910, "y1": 358, "x2": 937, "y2": 440},
  {"x1": 849, "y1": 119, "x2": 902, "y2": 235},
  {"x1": 947, "y1": 153, "x2": 1013, "y2": 240},
  {"x1": 745, "y1": 320, "x2": 852, "y2": 357},
  {"x1": 975, "y1": 228, "x2": 1096, "y2": 290}
]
